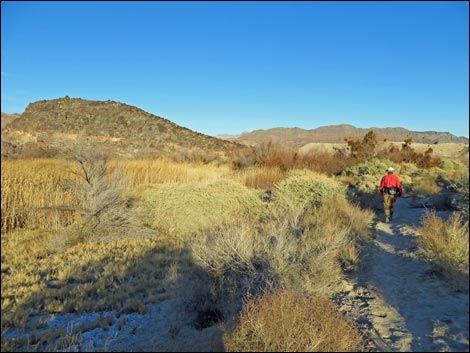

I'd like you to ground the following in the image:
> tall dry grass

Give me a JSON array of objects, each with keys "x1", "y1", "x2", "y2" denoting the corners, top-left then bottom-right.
[
  {"x1": 1, "y1": 159, "x2": 78, "y2": 233},
  {"x1": 234, "y1": 166, "x2": 286, "y2": 189},
  {"x1": 417, "y1": 211, "x2": 469, "y2": 286},
  {"x1": 111, "y1": 158, "x2": 230, "y2": 188},
  {"x1": 1, "y1": 158, "x2": 231, "y2": 234},
  {"x1": 224, "y1": 288, "x2": 363, "y2": 352}
]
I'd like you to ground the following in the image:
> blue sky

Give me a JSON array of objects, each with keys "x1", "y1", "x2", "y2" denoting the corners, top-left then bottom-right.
[{"x1": 1, "y1": 1, "x2": 469, "y2": 137}]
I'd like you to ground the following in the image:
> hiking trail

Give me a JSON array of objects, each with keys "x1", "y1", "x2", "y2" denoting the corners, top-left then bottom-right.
[{"x1": 336, "y1": 196, "x2": 469, "y2": 352}]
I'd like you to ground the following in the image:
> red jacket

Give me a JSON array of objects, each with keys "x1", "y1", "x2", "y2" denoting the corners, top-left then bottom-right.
[{"x1": 379, "y1": 174, "x2": 403, "y2": 194}]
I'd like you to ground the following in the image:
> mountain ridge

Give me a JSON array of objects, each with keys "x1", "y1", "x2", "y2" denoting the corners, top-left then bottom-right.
[
  {"x1": 222, "y1": 125, "x2": 468, "y2": 148},
  {"x1": 2, "y1": 97, "x2": 467, "y2": 159}
]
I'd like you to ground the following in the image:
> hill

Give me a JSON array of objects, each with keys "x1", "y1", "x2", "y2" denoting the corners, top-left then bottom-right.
[
  {"x1": 228, "y1": 125, "x2": 469, "y2": 148},
  {"x1": 1, "y1": 112, "x2": 21, "y2": 130},
  {"x1": 1, "y1": 97, "x2": 246, "y2": 159}
]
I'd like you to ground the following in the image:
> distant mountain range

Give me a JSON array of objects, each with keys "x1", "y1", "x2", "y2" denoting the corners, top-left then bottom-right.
[
  {"x1": 220, "y1": 125, "x2": 469, "y2": 148},
  {"x1": 2, "y1": 98, "x2": 467, "y2": 159},
  {"x1": 1, "y1": 97, "x2": 246, "y2": 159}
]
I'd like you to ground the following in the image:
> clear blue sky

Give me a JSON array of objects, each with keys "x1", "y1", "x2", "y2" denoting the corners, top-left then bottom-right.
[{"x1": 2, "y1": 1, "x2": 469, "y2": 137}]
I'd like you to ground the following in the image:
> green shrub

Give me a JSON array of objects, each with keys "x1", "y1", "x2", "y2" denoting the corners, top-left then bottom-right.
[
  {"x1": 138, "y1": 179, "x2": 265, "y2": 236},
  {"x1": 341, "y1": 159, "x2": 399, "y2": 178},
  {"x1": 271, "y1": 169, "x2": 346, "y2": 226}
]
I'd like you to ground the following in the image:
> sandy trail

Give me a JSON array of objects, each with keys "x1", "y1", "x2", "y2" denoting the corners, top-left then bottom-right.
[{"x1": 345, "y1": 197, "x2": 469, "y2": 352}]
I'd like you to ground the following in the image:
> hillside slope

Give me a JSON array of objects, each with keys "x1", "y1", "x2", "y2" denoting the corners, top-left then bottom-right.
[
  {"x1": 1, "y1": 113, "x2": 21, "y2": 130},
  {"x1": 1, "y1": 97, "x2": 246, "y2": 159}
]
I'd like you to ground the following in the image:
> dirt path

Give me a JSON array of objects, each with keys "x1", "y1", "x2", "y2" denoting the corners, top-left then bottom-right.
[{"x1": 338, "y1": 197, "x2": 469, "y2": 352}]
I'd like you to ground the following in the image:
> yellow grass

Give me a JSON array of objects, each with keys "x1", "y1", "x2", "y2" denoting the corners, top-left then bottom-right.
[
  {"x1": 1, "y1": 158, "x2": 231, "y2": 233},
  {"x1": 418, "y1": 211, "x2": 469, "y2": 285},
  {"x1": 232, "y1": 166, "x2": 286, "y2": 189},
  {"x1": 1, "y1": 228, "x2": 190, "y2": 329},
  {"x1": 1, "y1": 159, "x2": 79, "y2": 233}
]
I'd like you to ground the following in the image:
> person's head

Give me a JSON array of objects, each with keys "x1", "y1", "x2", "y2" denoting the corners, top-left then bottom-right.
[{"x1": 387, "y1": 167, "x2": 395, "y2": 174}]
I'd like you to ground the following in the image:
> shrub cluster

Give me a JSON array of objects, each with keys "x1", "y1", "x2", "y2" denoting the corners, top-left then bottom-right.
[{"x1": 418, "y1": 211, "x2": 469, "y2": 288}]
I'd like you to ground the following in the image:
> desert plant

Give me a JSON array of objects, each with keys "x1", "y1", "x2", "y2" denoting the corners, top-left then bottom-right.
[
  {"x1": 137, "y1": 179, "x2": 266, "y2": 236},
  {"x1": 185, "y1": 190, "x2": 373, "y2": 320},
  {"x1": 344, "y1": 130, "x2": 378, "y2": 163},
  {"x1": 224, "y1": 288, "x2": 363, "y2": 352},
  {"x1": 1, "y1": 159, "x2": 79, "y2": 233},
  {"x1": 270, "y1": 169, "x2": 347, "y2": 229},
  {"x1": 62, "y1": 144, "x2": 129, "y2": 239},
  {"x1": 237, "y1": 166, "x2": 286, "y2": 189},
  {"x1": 417, "y1": 211, "x2": 469, "y2": 286}
]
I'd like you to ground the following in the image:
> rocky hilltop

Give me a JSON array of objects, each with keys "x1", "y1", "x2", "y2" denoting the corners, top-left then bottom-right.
[{"x1": 1, "y1": 97, "x2": 246, "y2": 159}]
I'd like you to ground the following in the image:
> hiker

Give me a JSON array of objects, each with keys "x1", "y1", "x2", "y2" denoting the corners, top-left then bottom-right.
[{"x1": 379, "y1": 167, "x2": 403, "y2": 223}]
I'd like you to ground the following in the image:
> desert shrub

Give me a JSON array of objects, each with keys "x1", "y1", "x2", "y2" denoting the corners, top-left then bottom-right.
[
  {"x1": 185, "y1": 193, "x2": 373, "y2": 319},
  {"x1": 230, "y1": 147, "x2": 260, "y2": 170},
  {"x1": 341, "y1": 159, "x2": 399, "y2": 178},
  {"x1": 271, "y1": 169, "x2": 346, "y2": 229},
  {"x1": 438, "y1": 159, "x2": 469, "y2": 187},
  {"x1": 224, "y1": 288, "x2": 363, "y2": 352},
  {"x1": 418, "y1": 211, "x2": 469, "y2": 286},
  {"x1": 184, "y1": 221, "x2": 272, "y2": 321},
  {"x1": 344, "y1": 130, "x2": 378, "y2": 163},
  {"x1": 253, "y1": 143, "x2": 350, "y2": 176},
  {"x1": 61, "y1": 146, "x2": 130, "y2": 241},
  {"x1": 448, "y1": 173, "x2": 469, "y2": 221},
  {"x1": 411, "y1": 175, "x2": 442, "y2": 197},
  {"x1": 138, "y1": 179, "x2": 265, "y2": 236},
  {"x1": 113, "y1": 157, "x2": 230, "y2": 188}
]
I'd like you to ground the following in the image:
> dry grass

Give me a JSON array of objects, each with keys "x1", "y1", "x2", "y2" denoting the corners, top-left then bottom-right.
[
  {"x1": 235, "y1": 166, "x2": 286, "y2": 189},
  {"x1": 417, "y1": 211, "x2": 469, "y2": 286},
  {"x1": 2, "y1": 157, "x2": 376, "y2": 351},
  {"x1": 1, "y1": 228, "x2": 190, "y2": 329},
  {"x1": 412, "y1": 175, "x2": 442, "y2": 196},
  {"x1": 224, "y1": 288, "x2": 363, "y2": 352},
  {"x1": 1, "y1": 159, "x2": 79, "y2": 233},
  {"x1": 111, "y1": 158, "x2": 230, "y2": 188},
  {"x1": 1, "y1": 158, "x2": 231, "y2": 234}
]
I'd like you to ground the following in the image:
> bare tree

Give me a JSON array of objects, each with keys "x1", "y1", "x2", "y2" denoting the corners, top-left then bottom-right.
[{"x1": 55, "y1": 137, "x2": 128, "y2": 238}]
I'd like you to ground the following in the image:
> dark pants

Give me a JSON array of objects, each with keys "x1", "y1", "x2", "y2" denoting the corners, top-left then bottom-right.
[{"x1": 383, "y1": 193, "x2": 397, "y2": 220}]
